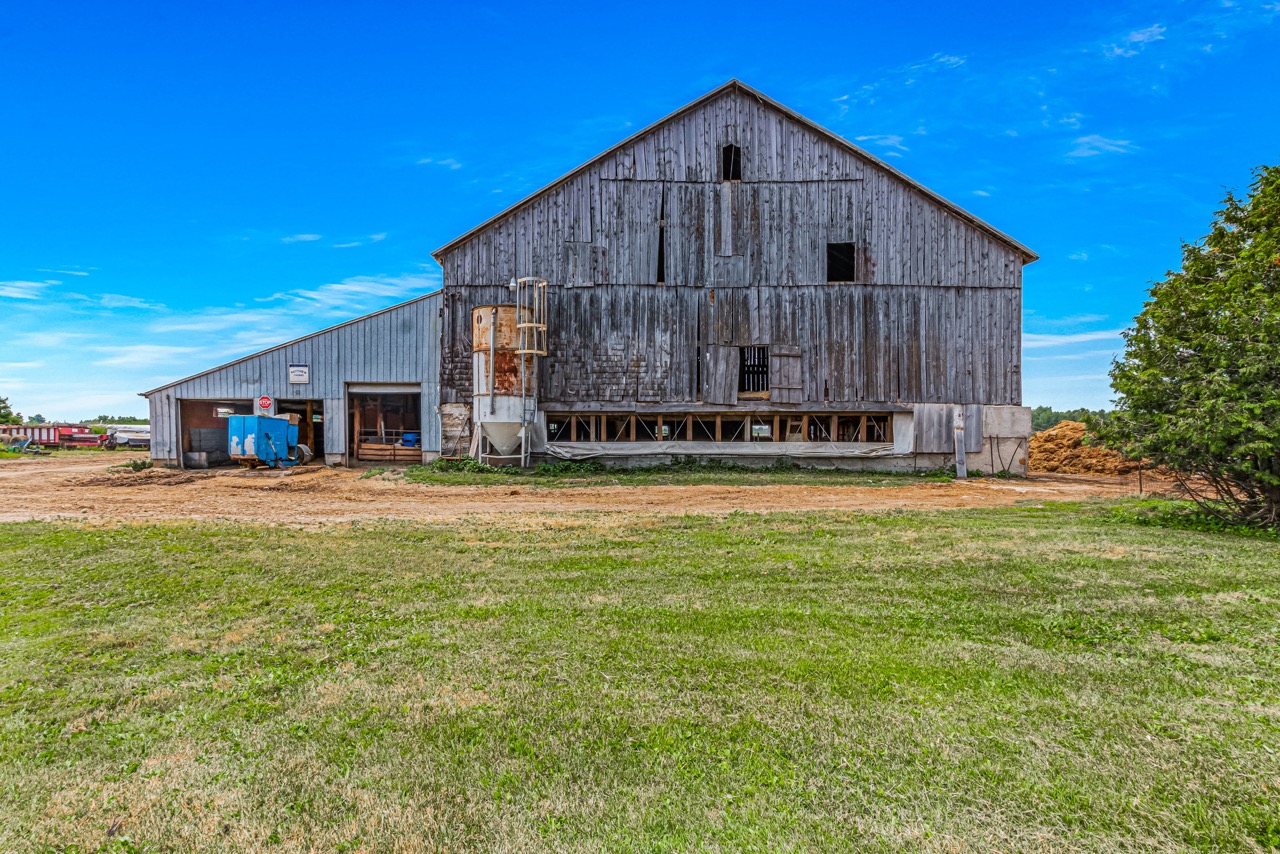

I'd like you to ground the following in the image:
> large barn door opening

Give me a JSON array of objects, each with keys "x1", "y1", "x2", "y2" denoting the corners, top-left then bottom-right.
[
  {"x1": 349, "y1": 392, "x2": 422, "y2": 463},
  {"x1": 277, "y1": 399, "x2": 325, "y2": 458},
  {"x1": 178, "y1": 399, "x2": 252, "y2": 468}
]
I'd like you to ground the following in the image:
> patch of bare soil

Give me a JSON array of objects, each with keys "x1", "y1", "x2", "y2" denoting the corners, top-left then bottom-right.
[
  {"x1": 1030, "y1": 421, "x2": 1140, "y2": 475},
  {"x1": 0, "y1": 453, "x2": 1169, "y2": 526}
]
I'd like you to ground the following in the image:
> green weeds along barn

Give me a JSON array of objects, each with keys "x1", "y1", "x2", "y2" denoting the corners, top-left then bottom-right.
[{"x1": 144, "y1": 81, "x2": 1036, "y2": 472}]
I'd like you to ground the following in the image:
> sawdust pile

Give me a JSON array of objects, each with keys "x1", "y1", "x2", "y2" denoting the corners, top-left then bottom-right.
[{"x1": 1029, "y1": 421, "x2": 1139, "y2": 475}]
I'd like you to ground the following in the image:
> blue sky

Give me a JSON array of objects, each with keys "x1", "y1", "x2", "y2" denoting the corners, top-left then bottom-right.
[{"x1": 2, "y1": 1, "x2": 1276, "y2": 420}]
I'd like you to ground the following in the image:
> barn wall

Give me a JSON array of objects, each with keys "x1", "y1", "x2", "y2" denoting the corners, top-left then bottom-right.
[
  {"x1": 436, "y1": 89, "x2": 1026, "y2": 417},
  {"x1": 145, "y1": 293, "x2": 442, "y2": 463}
]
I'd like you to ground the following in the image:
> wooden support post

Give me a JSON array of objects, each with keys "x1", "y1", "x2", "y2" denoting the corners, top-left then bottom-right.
[
  {"x1": 629, "y1": 414, "x2": 636, "y2": 442},
  {"x1": 773, "y1": 415, "x2": 780, "y2": 442},
  {"x1": 953, "y1": 407, "x2": 967, "y2": 479},
  {"x1": 801, "y1": 415, "x2": 809, "y2": 442},
  {"x1": 859, "y1": 415, "x2": 867, "y2": 442},
  {"x1": 656, "y1": 415, "x2": 663, "y2": 441},
  {"x1": 570, "y1": 415, "x2": 577, "y2": 443},
  {"x1": 830, "y1": 414, "x2": 838, "y2": 442},
  {"x1": 715, "y1": 415, "x2": 722, "y2": 442},
  {"x1": 687, "y1": 416, "x2": 694, "y2": 442}
]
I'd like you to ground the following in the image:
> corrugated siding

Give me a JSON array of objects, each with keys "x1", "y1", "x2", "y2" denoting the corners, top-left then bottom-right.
[{"x1": 145, "y1": 293, "x2": 442, "y2": 457}]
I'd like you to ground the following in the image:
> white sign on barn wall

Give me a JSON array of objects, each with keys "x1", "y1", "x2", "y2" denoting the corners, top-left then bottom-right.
[{"x1": 288, "y1": 364, "x2": 310, "y2": 384}]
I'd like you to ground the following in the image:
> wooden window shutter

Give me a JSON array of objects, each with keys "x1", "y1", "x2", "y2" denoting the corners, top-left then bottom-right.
[
  {"x1": 769, "y1": 345, "x2": 803, "y2": 404},
  {"x1": 702, "y1": 345, "x2": 739, "y2": 405}
]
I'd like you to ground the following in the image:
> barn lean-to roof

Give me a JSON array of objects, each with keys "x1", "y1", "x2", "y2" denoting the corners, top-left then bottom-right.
[
  {"x1": 431, "y1": 79, "x2": 1037, "y2": 264},
  {"x1": 140, "y1": 290, "x2": 441, "y2": 397}
]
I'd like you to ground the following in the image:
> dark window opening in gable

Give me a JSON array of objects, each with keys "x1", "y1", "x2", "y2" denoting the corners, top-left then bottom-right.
[
  {"x1": 739, "y1": 346, "x2": 769, "y2": 394},
  {"x1": 827, "y1": 242, "x2": 865, "y2": 283},
  {"x1": 721, "y1": 144, "x2": 742, "y2": 182},
  {"x1": 656, "y1": 185, "x2": 667, "y2": 284}
]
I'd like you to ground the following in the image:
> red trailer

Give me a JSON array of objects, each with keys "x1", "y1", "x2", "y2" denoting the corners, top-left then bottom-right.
[{"x1": 4, "y1": 424, "x2": 104, "y2": 449}]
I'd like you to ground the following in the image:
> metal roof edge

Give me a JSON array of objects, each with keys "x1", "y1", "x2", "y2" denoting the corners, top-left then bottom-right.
[{"x1": 140, "y1": 289, "x2": 442, "y2": 397}]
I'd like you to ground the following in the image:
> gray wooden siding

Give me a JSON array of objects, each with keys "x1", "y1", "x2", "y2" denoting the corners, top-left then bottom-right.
[
  {"x1": 147, "y1": 293, "x2": 442, "y2": 460},
  {"x1": 441, "y1": 283, "x2": 1020, "y2": 408},
  {"x1": 436, "y1": 87, "x2": 1026, "y2": 413},
  {"x1": 437, "y1": 89, "x2": 1024, "y2": 291}
]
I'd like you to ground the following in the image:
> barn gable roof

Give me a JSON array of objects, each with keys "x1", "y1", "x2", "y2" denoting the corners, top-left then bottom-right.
[{"x1": 431, "y1": 79, "x2": 1037, "y2": 263}]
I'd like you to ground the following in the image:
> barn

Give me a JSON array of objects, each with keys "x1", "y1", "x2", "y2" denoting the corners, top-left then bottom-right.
[{"x1": 145, "y1": 79, "x2": 1036, "y2": 473}]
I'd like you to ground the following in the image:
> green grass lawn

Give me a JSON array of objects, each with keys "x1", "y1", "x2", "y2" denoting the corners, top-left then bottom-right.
[{"x1": 1, "y1": 506, "x2": 1277, "y2": 852}]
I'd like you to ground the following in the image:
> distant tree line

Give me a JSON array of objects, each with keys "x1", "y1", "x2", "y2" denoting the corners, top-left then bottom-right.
[
  {"x1": 1031, "y1": 406, "x2": 1112, "y2": 433},
  {"x1": 87, "y1": 415, "x2": 149, "y2": 425}
]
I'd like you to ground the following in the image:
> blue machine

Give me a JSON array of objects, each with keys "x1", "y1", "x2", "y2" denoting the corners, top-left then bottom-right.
[{"x1": 227, "y1": 414, "x2": 313, "y2": 468}]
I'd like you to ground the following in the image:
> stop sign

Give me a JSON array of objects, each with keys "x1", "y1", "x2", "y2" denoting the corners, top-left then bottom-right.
[{"x1": 257, "y1": 395, "x2": 272, "y2": 410}]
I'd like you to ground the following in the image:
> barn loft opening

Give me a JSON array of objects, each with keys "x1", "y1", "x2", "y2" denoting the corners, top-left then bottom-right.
[
  {"x1": 721, "y1": 144, "x2": 742, "y2": 181},
  {"x1": 656, "y1": 185, "x2": 667, "y2": 284},
  {"x1": 827, "y1": 242, "x2": 864, "y2": 283}
]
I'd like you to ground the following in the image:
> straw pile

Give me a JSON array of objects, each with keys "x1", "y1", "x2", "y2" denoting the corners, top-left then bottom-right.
[{"x1": 1028, "y1": 421, "x2": 1140, "y2": 475}]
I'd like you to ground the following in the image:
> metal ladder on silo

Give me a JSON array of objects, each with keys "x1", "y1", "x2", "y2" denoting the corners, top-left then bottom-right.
[{"x1": 514, "y1": 277, "x2": 548, "y2": 468}]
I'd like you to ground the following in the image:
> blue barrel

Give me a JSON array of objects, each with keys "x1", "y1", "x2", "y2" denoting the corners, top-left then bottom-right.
[{"x1": 403, "y1": 431, "x2": 420, "y2": 448}]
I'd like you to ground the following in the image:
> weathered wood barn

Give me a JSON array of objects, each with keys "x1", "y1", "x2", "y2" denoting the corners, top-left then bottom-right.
[
  {"x1": 433, "y1": 79, "x2": 1035, "y2": 471},
  {"x1": 145, "y1": 80, "x2": 1035, "y2": 472}
]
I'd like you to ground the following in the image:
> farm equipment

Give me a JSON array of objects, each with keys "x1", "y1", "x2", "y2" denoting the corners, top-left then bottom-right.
[
  {"x1": 0, "y1": 433, "x2": 52, "y2": 455},
  {"x1": 227, "y1": 414, "x2": 313, "y2": 469}
]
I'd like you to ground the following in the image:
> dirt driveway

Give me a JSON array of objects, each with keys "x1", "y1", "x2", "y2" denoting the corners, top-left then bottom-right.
[{"x1": 0, "y1": 453, "x2": 1166, "y2": 526}]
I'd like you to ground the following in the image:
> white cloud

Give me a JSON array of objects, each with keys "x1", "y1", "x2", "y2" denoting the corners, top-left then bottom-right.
[
  {"x1": 855, "y1": 134, "x2": 909, "y2": 151},
  {"x1": 281, "y1": 234, "x2": 322, "y2": 243},
  {"x1": 0, "y1": 361, "x2": 44, "y2": 370},
  {"x1": 1104, "y1": 23, "x2": 1166, "y2": 57},
  {"x1": 37, "y1": 268, "x2": 90, "y2": 276},
  {"x1": 417, "y1": 157, "x2": 462, "y2": 169},
  {"x1": 972, "y1": 190, "x2": 991, "y2": 197},
  {"x1": 1069, "y1": 251, "x2": 1089, "y2": 261},
  {"x1": 255, "y1": 272, "x2": 438, "y2": 316},
  {"x1": 94, "y1": 344, "x2": 201, "y2": 368},
  {"x1": 368, "y1": 233, "x2": 387, "y2": 242},
  {"x1": 98, "y1": 294, "x2": 166, "y2": 310},
  {"x1": 1067, "y1": 135, "x2": 1137, "y2": 157},
  {"x1": 0, "y1": 280, "x2": 48, "y2": 299},
  {"x1": 333, "y1": 241, "x2": 362, "y2": 249},
  {"x1": 1023, "y1": 329, "x2": 1126, "y2": 348}
]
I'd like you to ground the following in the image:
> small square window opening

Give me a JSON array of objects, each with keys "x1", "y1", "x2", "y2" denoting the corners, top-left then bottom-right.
[{"x1": 721, "y1": 144, "x2": 742, "y2": 181}]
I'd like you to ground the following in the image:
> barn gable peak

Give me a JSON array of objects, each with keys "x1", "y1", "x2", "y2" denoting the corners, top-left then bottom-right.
[{"x1": 432, "y1": 80, "x2": 1036, "y2": 263}]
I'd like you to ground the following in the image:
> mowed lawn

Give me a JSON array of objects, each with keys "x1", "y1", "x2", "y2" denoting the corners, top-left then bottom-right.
[{"x1": 1, "y1": 507, "x2": 1278, "y2": 852}]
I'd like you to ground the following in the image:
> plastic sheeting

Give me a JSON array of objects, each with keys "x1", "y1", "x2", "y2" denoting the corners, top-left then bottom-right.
[{"x1": 545, "y1": 441, "x2": 897, "y2": 460}]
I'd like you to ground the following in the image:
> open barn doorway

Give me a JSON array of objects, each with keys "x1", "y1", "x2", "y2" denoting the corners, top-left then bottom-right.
[
  {"x1": 276, "y1": 399, "x2": 325, "y2": 458},
  {"x1": 178, "y1": 399, "x2": 252, "y2": 468},
  {"x1": 348, "y1": 390, "x2": 423, "y2": 464}
]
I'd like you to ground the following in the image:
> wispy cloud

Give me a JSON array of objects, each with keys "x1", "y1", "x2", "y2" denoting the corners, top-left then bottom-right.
[
  {"x1": 1104, "y1": 23, "x2": 1166, "y2": 57},
  {"x1": 1069, "y1": 251, "x2": 1089, "y2": 261},
  {"x1": 255, "y1": 272, "x2": 438, "y2": 316},
  {"x1": 1023, "y1": 329, "x2": 1126, "y2": 348},
  {"x1": 333, "y1": 232, "x2": 388, "y2": 249},
  {"x1": 1067, "y1": 135, "x2": 1137, "y2": 158},
  {"x1": 0, "y1": 280, "x2": 48, "y2": 299},
  {"x1": 98, "y1": 294, "x2": 166, "y2": 310},
  {"x1": 417, "y1": 157, "x2": 462, "y2": 169},
  {"x1": 281, "y1": 234, "x2": 322, "y2": 243},
  {"x1": 37, "y1": 268, "x2": 91, "y2": 277},
  {"x1": 94, "y1": 344, "x2": 201, "y2": 368},
  {"x1": 972, "y1": 189, "x2": 992, "y2": 197},
  {"x1": 855, "y1": 134, "x2": 909, "y2": 152}
]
